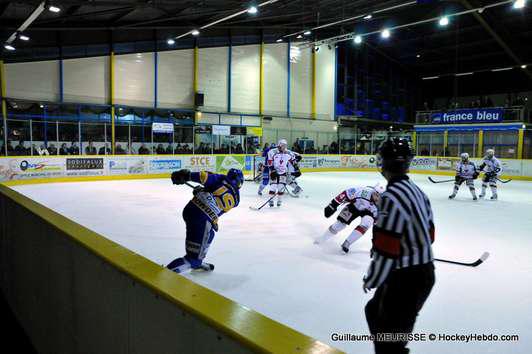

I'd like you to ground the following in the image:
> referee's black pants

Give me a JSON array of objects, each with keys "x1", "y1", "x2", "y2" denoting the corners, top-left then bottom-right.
[{"x1": 365, "y1": 262, "x2": 435, "y2": 354}]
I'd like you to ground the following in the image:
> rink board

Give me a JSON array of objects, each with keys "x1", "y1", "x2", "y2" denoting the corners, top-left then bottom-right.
[
  {"x1": 2, "y1": 154, "x2": 532, "y2": 184},
  {"x1": 0, "y1": 183, "x2": 342, "y2": 354},
  {"x1": 3, "y1": 172, "x2": 532, "y2": 354}
]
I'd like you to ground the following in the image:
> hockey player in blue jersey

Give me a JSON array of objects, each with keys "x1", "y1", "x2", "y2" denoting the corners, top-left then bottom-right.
[
  {"x1": 258, "y1": 143, "x2": 273, "y2": 196},
  {"x1": 166, "y1": 168, "x2": 243, "y2": 273}
]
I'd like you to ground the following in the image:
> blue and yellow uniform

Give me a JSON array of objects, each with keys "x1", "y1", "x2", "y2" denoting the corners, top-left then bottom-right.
[{"x1": 167, "y1": 169, "x2": 243, "y2": 273}]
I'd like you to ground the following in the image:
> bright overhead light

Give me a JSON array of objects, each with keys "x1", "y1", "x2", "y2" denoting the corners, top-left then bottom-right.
[
  {"x1": 191, "y1": 29, "x2": 200, "y2": 36},
  {"x1": 513, "y1": 0, "x2": 526, "y2": 9},
  {"x1": 276, "y1": 38, "x2": 283, "y2": 43},
  {"x1": 19, "y1": 34, "x2": 30, "y2": 41},
  {"x1": 455, "y1": 72, "x2": 474, "y2": 76},
  {"x1": 439, "y1": 16, "x2": 449, "y2": 27},
  {"x1": 354, "y1": 35, "x2": 362, "y2": 44},
  {"x1": 48, "y1": 5, "x2": 61, "y2": 13},
  {"x1": 522, "y1": 65, "x2": 528, "y2": 69},
  {"x1": 381, "y1": 29, "x2": 391, "y2": 39},
  {"x1": 363, "y1": 14, "x2": 372, "y2": 20},
  {"x1": 303, "y1": 30, "x2": 312, "y2": 36},
  {"x1": 296, "y1": 34, "x2": 303, "y2": 39},
  {"x1": 4, "y1": 44, "x2": 15, "y2": 51},
  {"x1": 167, "y1": 38, "x2": 175, "y2": 45},
  {"x1": 39, "y1": 104, "x2": 44, "y2": 108},
  {"x1": 416, "y1": 54, "x2": 421, "y2": 58},
  {"x1": 422, "y1": 76, "x2": 439, "y2": 80},
  {"x1": 247, "y1": 6, "x2": 258, "y2": 14}
]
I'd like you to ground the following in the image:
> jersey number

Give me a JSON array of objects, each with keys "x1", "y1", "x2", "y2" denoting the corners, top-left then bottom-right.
[{"x1": 213, "y1": 186, "x2": 236, "y2": 212}]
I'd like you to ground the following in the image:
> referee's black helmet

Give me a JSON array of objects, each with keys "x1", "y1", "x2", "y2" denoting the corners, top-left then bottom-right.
[{"x1": 376, "y1": 137, "x2": 414, "y2": 174}]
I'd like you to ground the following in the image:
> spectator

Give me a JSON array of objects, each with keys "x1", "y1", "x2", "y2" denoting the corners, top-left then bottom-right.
[
  {"x1": 98, "y1": 143, "x2": 110, "y2": 155},
  {"x1": 115, "y1": 144, "x2": 126, "y2": 155},
  {"x1": 37, "y1": 144, "x2": 49, "y2": 156},
  {"x1": 48, "y1": 143, "x2": 57, "y2": 155},
  {"x1": 166, "y1": 144, "x2": 174, "y2": 155},
  {"x1": 85, "y1": 141, "x2": 97, "y2": 155},
  {"x1": 14, "y1": 140, "x2": 28, "y2": 156},
  {"x1": 156, "y1": 144, "x2": 165, "y2": 154},
  {"x1": 138, "y1": 143, "x2": 150, "y2": 155},
  {"x1": 234, "y1": 143, "x2": 244, "y2": 154},
  {"x1": 69, "y1": 141, "x2": 80, "y2": 155},
  {"x1": 59, "y1": 143, "x2": 69, "y2": 155}
]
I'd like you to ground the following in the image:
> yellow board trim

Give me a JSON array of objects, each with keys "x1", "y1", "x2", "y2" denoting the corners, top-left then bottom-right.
[
  {"x1": 0, "y1": 184, "x2": 342, "y2": 354},
  {"x1": 443, "y1": 130, "x2": 448, "y2": 155},
  {"x1": 0, "y1": 60, "x2": 6, "y2": 97},
  {"x1": 517, "y1": 129, "x2": 524, "y2": 159}
]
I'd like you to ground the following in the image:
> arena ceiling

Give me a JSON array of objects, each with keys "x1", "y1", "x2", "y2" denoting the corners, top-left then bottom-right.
[{"x1": 1, "y1": 0, "x2": 531, "y2": 79}]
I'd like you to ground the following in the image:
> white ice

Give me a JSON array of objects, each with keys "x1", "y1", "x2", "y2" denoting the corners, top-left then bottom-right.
[{"x1": 12, "y1": 172, "x2": 532, "y2": 354}]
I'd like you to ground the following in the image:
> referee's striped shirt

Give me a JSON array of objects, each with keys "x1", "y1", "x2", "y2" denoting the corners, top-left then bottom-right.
[{"x1": 364, "y1": 175, "x2": 435, "y2": 289}]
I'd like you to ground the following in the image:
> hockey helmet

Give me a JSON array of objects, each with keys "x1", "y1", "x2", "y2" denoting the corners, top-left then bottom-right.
[
  {"x1": 460, "y1": 152, "x2": 469, "y2": 162},
  {"x1": 376, "y1": 138, "x2": 414, "y2": 174},
  {"x1": 278, "y1": 139, "x2": 288, "y2": 150},
  {"x1": 226, "y1": 168, "x2": 244, "y2": 189},
  {"x1": 373, "y1": 183, "x2": 386, "y2": 194},
  {"x1": 485, "y1": 149, "x2": 495, "y2": 159}
]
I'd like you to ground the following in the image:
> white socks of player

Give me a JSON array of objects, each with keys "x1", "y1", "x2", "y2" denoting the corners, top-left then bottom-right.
[{"x1": 314, "y1": 221, "x2": 346, "y2": 244}]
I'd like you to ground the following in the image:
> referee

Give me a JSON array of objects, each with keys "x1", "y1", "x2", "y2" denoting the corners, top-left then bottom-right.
[{"x1": 363, "y1": 138, "x2": 435, "y2": 354}]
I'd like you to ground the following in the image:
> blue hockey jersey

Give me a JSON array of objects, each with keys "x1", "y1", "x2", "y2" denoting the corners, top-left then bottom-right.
[{"x1": 190, "y1": 171, "x2": 240, "y2": 222}]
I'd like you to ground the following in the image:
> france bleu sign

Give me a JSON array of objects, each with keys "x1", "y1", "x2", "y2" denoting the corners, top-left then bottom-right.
[{"x1": 431, "y1": 108, "x2": 503, "y2": 124}]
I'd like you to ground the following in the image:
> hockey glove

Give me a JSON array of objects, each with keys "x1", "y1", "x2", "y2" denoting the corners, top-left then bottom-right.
[
  {"x1": 270, "y1": 170, "x2": 279, "y2": 180},
  {"x1": 485, "y1": 171, "x2": 496, "y2": 179},
  {"x1": 295, "y1": 154, "x2": 303, "y2": 162},
  {"x1": 324, "y1": 200, "x2": 339, "y2": 218},
  {"x1": 473, "y1": 171, "x2": 479, "y2": 179},
  {"x1": 292, "y1": 170, "x2": 302, "y2": 178},
  {"x1": 171, "y1": 169, "x2": 191, "y2": 185}
]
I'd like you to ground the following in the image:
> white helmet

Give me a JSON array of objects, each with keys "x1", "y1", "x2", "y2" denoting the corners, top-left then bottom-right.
[
  {"x1": 486, "y1": 149, "x2": 495, "y2": 158},
  {"x1": 460, "y1": 152, "x2": 469, "y2": 161},
  {"x1": 278, "y1": 139, "x2": 288, "y2": 147}
]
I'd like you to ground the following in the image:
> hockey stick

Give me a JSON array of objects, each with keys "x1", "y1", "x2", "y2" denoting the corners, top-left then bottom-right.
[
  {"x1": 435, "y1": 252, "x2": 490, "y2": 267},
  {"x1": 497, "y1": 178, "x2": 512, "y2": 184},
  {"x1": 428, "y1": 177, "x2": 455, "y2": 184},
  {"x1": 250, "y1": 186, "x2": 287, "y2": 211}
]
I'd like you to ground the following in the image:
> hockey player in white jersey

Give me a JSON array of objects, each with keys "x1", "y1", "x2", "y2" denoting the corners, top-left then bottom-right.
[
  {"x1": 314, "y1": 184, "x2": 384, "y2": 253},
  {"x1": 478, "y1": 149, "x2": 502, "y2": 200},
  {"x1": 266, "y1": 139, "x2": 295, "y2": 207},
  {"x1": 449, "y1": 152, "x2": 479, "y2": 200}
]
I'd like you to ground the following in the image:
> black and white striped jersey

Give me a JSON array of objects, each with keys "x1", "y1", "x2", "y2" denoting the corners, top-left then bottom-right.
[{"x1": 363, "y1": 175, "x2": 435, "y2": 290}]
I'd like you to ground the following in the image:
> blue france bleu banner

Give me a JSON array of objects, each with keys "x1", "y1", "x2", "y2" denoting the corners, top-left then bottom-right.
[{"x1": 431, "y1": 108, "x2": 503, "y2": 124}]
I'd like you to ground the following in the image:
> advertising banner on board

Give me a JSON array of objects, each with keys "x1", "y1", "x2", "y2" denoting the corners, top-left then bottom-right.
[
  {"x1": 0, "y1": 158, "x2": 64, "y2": 180},
  {"x1": 182, "y1": 155, "x2": 215, "y2": 172},
  {"x1": 216, "y1": 155, "x2": 245, "y2": 173},
  {"x1": 109, "y1": 157, "x2": 147, "y2": 175},
  {"x1": 340, "y1": 155, "x2": 378, "y2": 169},
  {"x1": 65, "y1": 158, "x2": 104, "y2": 176},
  {"x1": 410, "y1": 157, "x2": 437, "y2": 170},
  {"x1": 148, "y1": 158, "x2": 182, "y2": 173}
]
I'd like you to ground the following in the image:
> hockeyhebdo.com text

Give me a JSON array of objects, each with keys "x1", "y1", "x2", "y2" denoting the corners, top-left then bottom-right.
[{"x1": 331, "y1": 332, "x2": 519, "y2": 343}]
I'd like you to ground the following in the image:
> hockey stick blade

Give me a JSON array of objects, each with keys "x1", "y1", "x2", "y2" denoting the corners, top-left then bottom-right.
[
  {"x1": 428, "y1": 177, "x2": 455, "y2": 184},
  {"x1": 497, "y1": 178, "x2": 512, "y2": 184},
  {"x1": 435, "y1": 252, "x2": 490, "y2": 267}
]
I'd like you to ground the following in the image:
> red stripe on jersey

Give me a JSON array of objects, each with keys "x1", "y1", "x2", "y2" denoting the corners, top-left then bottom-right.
[
  {"x1": 429, "y1": 222, "x2": 435, "y2": 244},
  {"x1": 355, "y1": 225, "x2": 368, "y2": 234},
  {"x1": 334, "y1": 191, "x2": 348, "y2": 204},
  {"x1": 373, "y1": 229, "x2": 401, "y2": 258}
]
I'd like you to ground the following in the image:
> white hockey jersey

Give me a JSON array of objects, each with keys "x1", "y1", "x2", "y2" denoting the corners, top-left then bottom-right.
[
  {"x1": 267, "y1": 148, "x2": 295, "y2": 175},
  {"x1": 333, "y1": 186, "x2": 378, "y2": 219},
  {"x1": 455, "y1": 161, "x2": 477, "y2": 179},
  {"x1": 479, "y1": 157, "x2": 502, "y2": 175}
]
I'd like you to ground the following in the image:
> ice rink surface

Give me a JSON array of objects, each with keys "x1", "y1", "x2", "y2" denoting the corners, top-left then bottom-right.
[{"x1": 13, "y1": 172, "x2": 532, "y2": 354}]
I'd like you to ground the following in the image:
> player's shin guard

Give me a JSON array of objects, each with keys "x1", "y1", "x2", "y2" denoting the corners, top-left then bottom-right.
[
  {"x1": 258, "y1": 183, "x2": 266, "y2": 195},
  {"x1": 449, "y1": 184, "x2": 459, "y2": 199},
  {"x1": 341, "y1": 225, "x2": 368, "y2": 253},
  {"x1": 480, "y1": 183, "x2": 487, "y2": 198},
  {"x1": 490, "y1": 185, "x2": 497, "y2": 200},
  {"x1": 276, "y1": 190, "x2": 284, "y2": 206},
  {"x1": 314, "y1": 221, "x2": 346, "y2": 244}
]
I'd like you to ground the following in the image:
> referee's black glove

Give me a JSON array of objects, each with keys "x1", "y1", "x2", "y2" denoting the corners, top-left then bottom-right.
[{"x1": 171, "y1": 169, "x2": 190, "y2": 185}]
